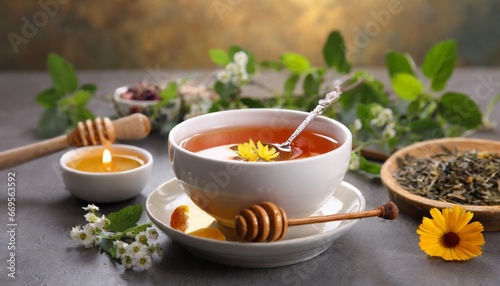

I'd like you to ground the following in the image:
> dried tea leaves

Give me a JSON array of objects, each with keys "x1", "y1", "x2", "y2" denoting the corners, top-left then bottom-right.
[{"x1": 393, "y1": 148, "x2": 500, "y2": 206}]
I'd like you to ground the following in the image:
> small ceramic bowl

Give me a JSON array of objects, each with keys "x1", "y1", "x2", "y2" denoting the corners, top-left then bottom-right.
[
  {"x1": 112, "y1": 86, "x2": 179, "y2": 131},
  {"x1": 112, "y1": 86, "x2": 160, "y2": 116},
  {"x1": 168, "y1": 109, "x2": 352, "y2": 228},
  {"x1": 60, "y1": 144, "x2": 153, "y2": 203},
  {"x1": 381, "y1": 137, "x2": 500, "y2": 231}
]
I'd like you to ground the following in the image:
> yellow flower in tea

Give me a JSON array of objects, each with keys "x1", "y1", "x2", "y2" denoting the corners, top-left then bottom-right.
[
  {"x1": 255, "y1": 141, "x2": 279, "y2": 161},
  {"x1": 233, "y1": 139, "x2": 279, "y2": 162},
  {"x1": 234, "y1": 139, "x2": 259, "y2": 162},
  {"x1": 416, "y1": 206, "x2": 485, "y2": 261}
]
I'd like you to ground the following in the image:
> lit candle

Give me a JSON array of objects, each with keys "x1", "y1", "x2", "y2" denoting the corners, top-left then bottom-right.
[
  {"x1": 102, "y1": 149, "x2": 113, "y2": 172},
  {"x1": 67, "y1": 147, "x2": 144, "y2": 173}
]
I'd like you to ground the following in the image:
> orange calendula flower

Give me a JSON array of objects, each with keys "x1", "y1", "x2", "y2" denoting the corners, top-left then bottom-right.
[{"x1": 416, "y1": 206, "x2": 485, "y2": 261}]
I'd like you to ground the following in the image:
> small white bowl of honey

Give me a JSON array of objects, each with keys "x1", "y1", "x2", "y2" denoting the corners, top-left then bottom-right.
[{"x1": 60, "y1": 144, "x2": 153, "y2": 203}]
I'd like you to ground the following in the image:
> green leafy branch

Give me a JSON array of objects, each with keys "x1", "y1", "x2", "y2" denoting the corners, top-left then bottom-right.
[
  {"x1": 36, "y1": 53, "x2": 96, "y2": 138},
  {"x1": 205, "y1": 31, "x2": 499, "y2": 175}
]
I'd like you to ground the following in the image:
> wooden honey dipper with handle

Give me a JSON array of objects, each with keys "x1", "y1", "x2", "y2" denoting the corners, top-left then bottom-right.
[
  {"x1": 0, "y1": 113, "x2": 151, "y2": 170},
  {"x1": 235, "y1": 201, "x2": 399, "y2": 242}
]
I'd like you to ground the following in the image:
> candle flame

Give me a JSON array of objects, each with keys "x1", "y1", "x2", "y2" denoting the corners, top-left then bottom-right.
[{"x1": 102, "y1": 149, "x2": 112, "y2": 164}]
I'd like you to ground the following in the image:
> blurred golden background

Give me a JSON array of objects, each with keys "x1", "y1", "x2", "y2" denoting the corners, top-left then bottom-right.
[{"x1": 2, "y1": 0, "x2": 499, "y2": 70}]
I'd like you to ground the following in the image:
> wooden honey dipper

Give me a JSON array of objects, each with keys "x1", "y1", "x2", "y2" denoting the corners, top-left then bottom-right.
[
  {"x1": 235, "y1": 201, "x2": 399, "y2": 242},
  {"x1": 0, "y1": 113, "x2": 151, "y2": 170}
]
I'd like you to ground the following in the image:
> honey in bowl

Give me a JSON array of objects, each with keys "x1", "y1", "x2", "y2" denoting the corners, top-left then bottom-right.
[
  {"x1": 66, "y1": 148, "x2": 145, "y2": 173},
  {"x1": 181, "y1": 126, "x2": 339, "y2": 161}
]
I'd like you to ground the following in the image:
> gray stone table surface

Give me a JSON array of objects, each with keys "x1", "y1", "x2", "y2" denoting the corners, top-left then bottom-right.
[{"x1": 0, "y1": 68, "x2": 499, "y2": 286}]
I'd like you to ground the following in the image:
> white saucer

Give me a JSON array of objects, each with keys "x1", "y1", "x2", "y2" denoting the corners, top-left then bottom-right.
[{"x1": 146, "y1": 179, "x2": 366, "y2": 268}]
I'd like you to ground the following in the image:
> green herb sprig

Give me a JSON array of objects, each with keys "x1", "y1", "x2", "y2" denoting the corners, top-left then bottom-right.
[
  {"x1": 36, "y1": 53, "x2": 96, "y2": 138},
  {"x1": 204, "y1": 31, "x2": 499, "y2": 175}
]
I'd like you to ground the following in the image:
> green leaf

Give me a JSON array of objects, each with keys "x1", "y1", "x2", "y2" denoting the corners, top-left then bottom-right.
[
  {"x1": 245, "y1": 50, "x2": 257, "y2": 74},
  {"x1": 260, "y1": 60, "x2": 284, "y2": 71},
  {"x1": 339, "y1": 77, "x2": 389, "y2": 112},
  {"x1": 158, "y1": 82, "x2": 178, "y2": 106},
  {"x1": 385, "y1": 51, "x2": 415, "y2": 78},
  {"x1": 283, "y1": 74, "x2": 300, "y2": 99},
  {"x1": 323, "y1": 31, "x2": 351, "y2": 73},
  {"x1": 355, "y1": 104, "x2": 374, "y2": 126},
  {"x1": 359, "y1": 156, "x2": 381, "y2": 174},
  {"x1": 37, "y1": 108, "x2": 71, "y2": 138},
  {"x1": 209, "y1": 49, "x2": 231, "y2": 66},
  {"x1": 228, "y1": 45, "x2": 243, "y2": 58},
  {"x1": 406, "y1": 94, "x2": 437, "y2": 119},
  {"x1": 97, "y1": 238, "x2": 116, "y2": 257},
  {"x1": 214, "y1": 81, "x2": 236, "y2": 101},
  {"x1": 409, "y1": 118, "x2": 445, "y2": 140},
  {"x1": 71, "y1": 90, "x2": 92, "y2": 106},
  {"x1": 303, "y1": 73, "x2": 320, "y2": 97},
  {"x1": 208, "y1": 98, "x2": 230, "y2": 112},
  {"x1": 47, "y1": 53, "x2": 78, "y2": 95},
  {"x1": 106, "y1": 204, "x2": 143, "y2": 233},
  {"x1": 391, "y1": 73, "x2": 424, "y2": 100},
  {"x1": 80, "y1": 83, "x2": 97, "y2": 94},
  {"x1": 70, "y1": 106, "x2": 94, "y2": 125},
  {"x1": 422, "y1": 40, "x2": 457, "y2": 91},
  {"x1": 240, "y1": 97, "x2": 265, "y2": 108},
  {"x1": 281, "y1": 53, "x2": 311, "y2": 74},
  {"x1": 35, "y1": 87, "x2": 63, "y2": 108},
  {"x1": 120, "y1": 222, "x2": 153, "y2": 238},
  {"x1": 437, "y1": 92, "x2": 482, "y2": 129}
]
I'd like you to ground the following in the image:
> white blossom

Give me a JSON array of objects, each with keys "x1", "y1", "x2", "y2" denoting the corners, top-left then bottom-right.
[
  {"x1": 93, "y1": 215, "x2": 109, "y2": 230},
  {"x1": 94, "y1": 236, "x2": 103, "y2": 245},
  {"x1": 226, "y1": 62, "x2": 239, "y2": 74},
  {"x1": 127, "y1": 241, "x2": 148, "y2": 257},
  {"x1": 383, "y1": 125, "x2": 396, "y2": 139},
  {"x1": 353, "y1": 119, "x2": 362, "y2": 131},
  {"x1": 370, "y1": 107, "x2": 394, "y2": 127},
  {"x1": 146, "y1": 227, "x2": 159, "y2": 240},
  {"x1": 216, "y1": 70, "x2": 231, "y2": 84},
  {"x1": 70, "y1": 226, "x2": 81, "y2": 240},
  {"x1": 348, "y1": 152, "x2": 360, "y2": 171},
  {"x1": 82, "y1": 204, "x2": 99, "y2": 212},
  {"x1": 233, "y1": 51, "x2": 248, "y2": 66},
  {"x1": 370, "y1": 104, "x2": 384, "y2": 115},
  {"x1": 238, "y1": 71, "x2": 249, "y2": 82},
  {"x1": 135, "y1": 232, "x2": 149, "y2": 245},
  {"x1": 81, "y1": 224, "x2": 96, "y2": 248},
  {"x1": 133, "y1": 254, "x2": 152, "y2": 271},
  {"x1": 84, "y1": 212, "x2": 99, "y2": 223},
  {"x1": 122, "y1": 255, "x2": 135, "y2": 269},
  {"x1": 113, "y1": 241, "x2": 128, "y2": 259},
  {"x1": 379, "y1": 108, "x2": 393, "y2": 122}
]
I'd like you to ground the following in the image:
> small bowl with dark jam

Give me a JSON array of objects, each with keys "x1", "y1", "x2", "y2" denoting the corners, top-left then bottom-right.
[{"x1": 168, "y1": 109, "x2": 352, "y2": 228}]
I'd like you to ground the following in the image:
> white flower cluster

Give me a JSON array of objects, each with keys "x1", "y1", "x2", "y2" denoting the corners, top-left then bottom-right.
[
  {"x1": 70, "y1": 204, "x2": 161, "y2": 271},
  {"x1": 179, "y1": 82, "x2": 219, "y2": 120},
  {"x1": 70, "y1": 204, "x2": 110, "y2": 248},
  {"x1": 216, "y1": 51, "x2": 250, "y2": 85},
  {"x1": 111, "y1": 228, "x2": 160, "y2": 271},
  {"x1": 369, "y1": 104, "x2": 396, "y2": 140}
]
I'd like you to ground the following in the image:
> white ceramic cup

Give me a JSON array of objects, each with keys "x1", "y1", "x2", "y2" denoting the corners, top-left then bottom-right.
[
  {"x1": 168, "y1": 109, "x2": 352, "y2": 227},
  {"x1": 60, "y1": 144, "x2": 153, "y2": 203}
]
